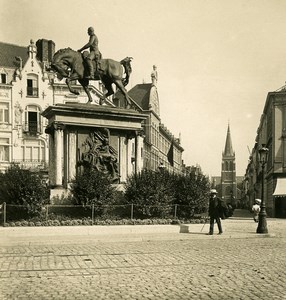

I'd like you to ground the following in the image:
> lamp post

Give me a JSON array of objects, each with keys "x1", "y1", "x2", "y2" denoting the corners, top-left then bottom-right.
[{"x1": 256, "y1": 146, "x2": 269, "y2": 234}]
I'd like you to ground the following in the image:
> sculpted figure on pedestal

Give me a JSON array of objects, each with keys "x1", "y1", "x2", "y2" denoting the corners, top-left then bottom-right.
[{"x1": 50, "y1": 27, "x2": 133, "y2": 109}]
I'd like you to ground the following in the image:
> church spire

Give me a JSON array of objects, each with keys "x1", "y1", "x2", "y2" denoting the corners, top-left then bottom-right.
[{"x1": 223, "y1": 123, "x2": 234, "y2": 156}]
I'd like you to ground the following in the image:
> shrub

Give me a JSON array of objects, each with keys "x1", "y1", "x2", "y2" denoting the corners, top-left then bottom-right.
[
  {"x1": 124, "y1": 169, "x2": 210, "y2": 219},
  {"x1": 0, "y1": 164, "x2": 50, "y2": 216},
  {"x1": 70, "y1": 167, "x2": 116, "y2": 209},
  {"x1": 173, "y1": 172, "x2": 210, "y2": 217},
  {"x1": 124, "y1": 169, "x2": 175, "y2": 218}
]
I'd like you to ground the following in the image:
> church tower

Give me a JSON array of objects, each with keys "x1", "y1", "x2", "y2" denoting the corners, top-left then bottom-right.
[{"x1": 221, "y1": 123, "x2": 237, "y2": 205}]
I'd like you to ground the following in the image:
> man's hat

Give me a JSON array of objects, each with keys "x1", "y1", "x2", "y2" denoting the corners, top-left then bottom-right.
[
  {"x1": 255, "y1": 199, "x2": 261, "y2": 204},
  {"x1": 210, "y1": 189, "x2": 218, "y2": 194}
]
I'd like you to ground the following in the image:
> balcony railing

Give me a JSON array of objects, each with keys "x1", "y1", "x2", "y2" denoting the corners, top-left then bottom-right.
[
  {"x1": 27, "y1": 87, "x2": 38, "y2": 97},
  {"x1": 12, "y1": 159, "x2": 48, "y2": 171},
  {"x1": 23, "y1": 121, "x2": 42, "y2": 135}
]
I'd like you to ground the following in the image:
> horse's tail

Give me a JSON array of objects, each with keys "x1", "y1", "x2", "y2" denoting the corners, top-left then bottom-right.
[{"x1": 120, "y1": 57, "x2": 133, "y2": 86}]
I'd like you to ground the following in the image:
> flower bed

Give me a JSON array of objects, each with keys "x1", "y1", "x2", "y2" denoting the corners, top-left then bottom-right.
[{"x1": 4, "y1": 216, "x2": 209, "y2": 227}]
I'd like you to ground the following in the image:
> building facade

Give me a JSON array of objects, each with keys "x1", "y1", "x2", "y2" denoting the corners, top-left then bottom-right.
[
  {"x1": 115, "y1": 67, "x2": 184, "y2": 174},
  {"x1": 243, "y1": 88, "x2": 286, "y2": 217},
  {"x1": 0, "y1": 39, "x2": 107, "y2": 175},
  {"x1": 0, "y1": 40, "x2": 184, "y2": 182}
]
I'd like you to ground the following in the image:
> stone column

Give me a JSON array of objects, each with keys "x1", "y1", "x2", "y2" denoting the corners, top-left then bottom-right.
[
  {"x1": 127, "y1": 136, "x2": 133, "y2": 176},
  {"x1": 48, "y1": 130, "x2": 56, "y2": 186},
  {"x1": 68, "y1": 131, "x2": 77, "y2": 183},
  {"x1": 54, "y1": 122, "x2": 64, "y2": 187},
  {"x1": 119, "y1": 136, "x2": 127, "y2": 182},
  {"x1": 135, "y1": 131, "x2": 144, "y2": 173}
]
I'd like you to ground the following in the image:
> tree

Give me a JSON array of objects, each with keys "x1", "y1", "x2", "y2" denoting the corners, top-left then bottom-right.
[
  {"x1": 70, "y1": 167, "x2": 115, "y2": 207},
  {"x1": 0, "y1": 164, "x2": 50, "y2": 216},
  {"x1": 124, "y1": 169, "x2": 210, "y2": 219},
  {"x1": 124, "y1": 169, "x2": 175, "y2": 218},
  {"x1": 173, "y1": 172, "x2": 210, "y2": 217}
]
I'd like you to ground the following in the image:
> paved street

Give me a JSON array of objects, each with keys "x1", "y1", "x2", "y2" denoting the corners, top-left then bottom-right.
[{"x1": 0, "y1": 211, "x2": 286, "y2": 300}]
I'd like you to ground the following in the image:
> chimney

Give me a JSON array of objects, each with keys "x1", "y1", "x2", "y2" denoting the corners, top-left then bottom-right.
[{"x1": 36, "y1": 39, "x2": 55, "y2": 64}]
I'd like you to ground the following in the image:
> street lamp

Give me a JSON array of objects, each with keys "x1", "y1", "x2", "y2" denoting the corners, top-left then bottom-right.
[{"x1": 256, "y1": 145, "x2": 269, "y2": 234}]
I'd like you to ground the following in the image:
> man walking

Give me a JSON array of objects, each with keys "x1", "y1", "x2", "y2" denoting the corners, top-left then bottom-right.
[{"x1": 208, "y1": 189, "x2": 225, "y2": 235}]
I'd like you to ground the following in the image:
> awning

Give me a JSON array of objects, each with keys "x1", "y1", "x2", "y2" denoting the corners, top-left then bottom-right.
[{"x1": 273, "y1": 178, "x2": 286, "y2": 197}]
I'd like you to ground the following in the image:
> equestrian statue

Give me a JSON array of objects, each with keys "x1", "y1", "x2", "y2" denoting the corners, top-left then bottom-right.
[{"x1": 50, "y1": 27, "x2": 133, "y2": 108}]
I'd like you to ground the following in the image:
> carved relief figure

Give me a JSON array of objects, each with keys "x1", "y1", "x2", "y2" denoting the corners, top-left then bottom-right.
[
  {"x1": 14, "y1": 102, "x2": 23, "y2": 125},
  {"x1": 80, "y1": 128, "x2": 119, "y2": 182}
]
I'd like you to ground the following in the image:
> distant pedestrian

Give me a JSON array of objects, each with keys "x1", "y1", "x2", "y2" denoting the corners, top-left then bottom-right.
[
  {"x1": 252, "y1": 199, "x2": 261, "y2": 222},
  {"x1": 208, "y1": 189, "x2": 228, "y2": 235}
]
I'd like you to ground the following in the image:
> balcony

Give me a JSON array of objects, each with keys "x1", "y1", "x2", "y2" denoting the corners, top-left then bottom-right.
[
  {"x1": 23, "y1": 121, "x2": 42, "y2": 135},
  {"x1": 12, "y1": 159, "x2": 48, "y2": 171},
  {"x1": 27, "y1": 87, "x2": 39, "y2": 97}
]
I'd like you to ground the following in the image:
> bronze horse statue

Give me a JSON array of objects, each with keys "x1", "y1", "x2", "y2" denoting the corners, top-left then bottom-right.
[{"x1": 51, "y1": 48, "x2": 133, "y2": 108}]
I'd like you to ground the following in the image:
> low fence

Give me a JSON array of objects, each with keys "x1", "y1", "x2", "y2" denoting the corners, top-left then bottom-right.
[{"x1": 0, "y1": 203, "x2": 204, "y2": 226}]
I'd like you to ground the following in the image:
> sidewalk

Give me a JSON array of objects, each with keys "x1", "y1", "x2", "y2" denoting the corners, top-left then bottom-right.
[{"x1": 0, "y1": 209, "x2": 283, "y2": 246}]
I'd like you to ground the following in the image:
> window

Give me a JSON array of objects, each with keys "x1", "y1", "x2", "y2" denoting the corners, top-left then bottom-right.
[
  {"x1": 1, "y1": 73, "x2": 7, "y2": 84},
  {"x1": 0, "y1": 138, "x2": 9, "y2": 161},
  {"x1": 21, "y1": 139, "x2": 45, "y2": 162},
  {"x1": 0, "y1": 103, "x2": 9, "y2": 123},
  {"x1": 24, "y1": 105, "x2": 41, "y2": 134},
  {"x1": 27, "y1": 74, "x2": 38, "y2": 97}
]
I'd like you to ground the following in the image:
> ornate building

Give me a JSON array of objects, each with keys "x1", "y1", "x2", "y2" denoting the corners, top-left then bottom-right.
[
  {"x1": 243, "y1": 87, "x2": 286, "y2": 217},
  {"x1": 0, "y1": 39, "x2": 106, "y2": 174},
  {"x1": 114, "y1": 66, "x2": 184, "y2": 174},
  {"x1": 0, "y1": 39, "x2": 184, "y2": 182}
]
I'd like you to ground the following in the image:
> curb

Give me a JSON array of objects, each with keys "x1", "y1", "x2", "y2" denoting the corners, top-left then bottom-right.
[{"x1": 0, "y1": 223, "x2": 277, "y2": 246}]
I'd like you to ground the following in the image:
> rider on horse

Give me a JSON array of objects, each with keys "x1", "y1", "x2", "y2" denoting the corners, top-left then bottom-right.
[{"x1": 77, "y1": 27, "x2": 101, "y2": 79}]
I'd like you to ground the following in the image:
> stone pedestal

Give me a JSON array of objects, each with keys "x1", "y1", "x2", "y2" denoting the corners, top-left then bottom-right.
[{"x1": 43, "y1": 104, "x2": 147, "y2": 198}]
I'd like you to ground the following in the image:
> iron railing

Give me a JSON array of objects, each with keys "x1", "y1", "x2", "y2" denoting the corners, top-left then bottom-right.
[{"x1": 0, "y1": 203, "x2": 204, "y2": 227}]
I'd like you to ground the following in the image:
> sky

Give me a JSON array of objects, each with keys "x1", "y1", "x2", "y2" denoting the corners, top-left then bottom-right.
[{"x1": 1, "y1": 0, "x2": 286, "y2": 177}]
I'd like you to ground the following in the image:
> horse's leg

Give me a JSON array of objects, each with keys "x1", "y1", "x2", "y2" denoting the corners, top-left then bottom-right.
[
  {"x1": 114, "y1": 80, "x2": 132, "y2": 109},
  {"x1": 65, "y1": 71, "x2": 84, "y2": 95},
  {"x1": 100, "y1": 79, "x2": 114, "y2": 105},
  {"x1": 78, "y1": 78, "x2": 93, "y2": 103},
  {"x1": 65, "y1": 78, "x2": 80, "y2": 95}
]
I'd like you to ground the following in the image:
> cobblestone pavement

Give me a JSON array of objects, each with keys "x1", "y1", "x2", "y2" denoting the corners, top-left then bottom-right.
[{"x1": 0, "y1": 215, "x2": 286, "y2": 299}]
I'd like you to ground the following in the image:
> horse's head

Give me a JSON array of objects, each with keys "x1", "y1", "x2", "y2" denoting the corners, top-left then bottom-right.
[{"x1": 51, "y1": 48, "x2": 80, "y2": 78}]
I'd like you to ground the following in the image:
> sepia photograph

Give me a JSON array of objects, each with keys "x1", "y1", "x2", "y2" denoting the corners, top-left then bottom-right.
[{"x1": 0, "y1": 0, "x2": 286, "y2": 299}]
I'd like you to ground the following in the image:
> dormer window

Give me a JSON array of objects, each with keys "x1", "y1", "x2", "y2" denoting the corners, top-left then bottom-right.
[
  {"x1": 27, "y1": 74, "x2": 38, "y2": 97},
  {"x1": 1, "y1": 73, "x2": 7, "y2": 84}
]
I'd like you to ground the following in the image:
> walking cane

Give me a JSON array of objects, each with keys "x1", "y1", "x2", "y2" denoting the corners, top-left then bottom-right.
[
  {"x1": 201, "y1": 217, "x2": 208, "y2": 232},
  {"x1": 201, "y1": 217, "x2": 212, "y2": 232}
]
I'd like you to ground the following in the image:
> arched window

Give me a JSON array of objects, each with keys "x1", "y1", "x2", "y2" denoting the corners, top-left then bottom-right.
[
  {"x1": 24, "y1": 105, "x2": 42, "y2": 134},
  {"x1": 27, "y1": 74, "x2": 39, "y2": 97}
]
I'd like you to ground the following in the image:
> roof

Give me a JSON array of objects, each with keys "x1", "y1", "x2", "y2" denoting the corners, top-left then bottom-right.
[
  {"x1": 115, "y1": 83, "x2": 152, "y2": 111},
  {"x1": 0, "y1": 41, "x2": 28, "y2": 68},
  {"x1": 223, "y1": 124, "x2": 234, "y2": 157}
]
